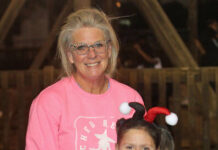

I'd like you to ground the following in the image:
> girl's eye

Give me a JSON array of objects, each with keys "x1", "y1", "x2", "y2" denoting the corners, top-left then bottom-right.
[
  {"x1": 143, "y1": 147, "x2": 149, "y2": 150},
  {"x1": 125, "y1": 145, "x2": 133, "y2": 149}
]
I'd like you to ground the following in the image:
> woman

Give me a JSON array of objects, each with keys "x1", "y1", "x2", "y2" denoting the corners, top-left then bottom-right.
[
  {"x1": 25, "y1": 8, "x2": 143, "y2": 150},
  {"x1": 116, "y1": 102, "x2": 175, "y2": 150}
]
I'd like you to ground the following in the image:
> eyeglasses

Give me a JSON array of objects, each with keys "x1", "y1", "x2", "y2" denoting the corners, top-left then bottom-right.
[{"x1": 70, "y1": 40, "x2": 109, "y2": 55}]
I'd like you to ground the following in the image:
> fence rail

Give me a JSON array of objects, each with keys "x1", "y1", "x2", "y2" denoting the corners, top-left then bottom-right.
[{"x1": 0, "y1": 66, "x2": 218, "y2": 150}]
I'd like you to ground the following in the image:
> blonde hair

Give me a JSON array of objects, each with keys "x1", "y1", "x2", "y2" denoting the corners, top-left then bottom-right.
[{"x1": 58, "y1": 8, "x2": 119, "y2": 77}]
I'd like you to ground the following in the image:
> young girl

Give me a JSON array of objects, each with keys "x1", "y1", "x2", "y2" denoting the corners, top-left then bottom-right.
[{"x1": 116, "y1": 102, "x2": 177, "y2": 150}]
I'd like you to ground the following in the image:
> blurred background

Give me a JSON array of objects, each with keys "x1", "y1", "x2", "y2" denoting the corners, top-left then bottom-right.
[{"x1": 0, "y1": 0, "x2": 217, "y2": 70}]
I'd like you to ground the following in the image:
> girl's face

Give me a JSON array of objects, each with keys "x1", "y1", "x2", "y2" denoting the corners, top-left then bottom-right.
[
  {"x1": 68, "y1": 27, "x2": 111, "y2": 80},
  {"x1": 116, "y1": 129, "x2": 157, "y2": 150}
]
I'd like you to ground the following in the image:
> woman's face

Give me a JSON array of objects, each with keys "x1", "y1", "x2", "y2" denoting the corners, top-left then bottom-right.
[
  {"x1": 116, "y1": 129, "x2": 157, "y2": 150},
  {"x1": 68, "y1": 27, "x2": 111, "y2": 80}
]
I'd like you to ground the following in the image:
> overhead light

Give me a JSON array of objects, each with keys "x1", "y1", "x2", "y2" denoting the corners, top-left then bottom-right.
[{"x1": 116, "y1": 1, "x2": 121, "y2": 8}]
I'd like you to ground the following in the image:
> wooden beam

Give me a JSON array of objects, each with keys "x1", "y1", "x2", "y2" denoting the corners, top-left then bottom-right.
[
  {"x1": 130, "y1": 0, "x2": 198, "y2": 68},
  {"x1": 0, "y1": 0, "x2": 26, "y2": 42},
  {"x1": 188, "y1": 0, "x2": 199, "y2": 62},
  {"x1": 30, "y1": 0, "x2": 74, "y2": 69},
  {"x1": 30, "y1": 0, "x2": 91, "y2": 69},
  {"x1": 73, "y1": 0, "x2": 91, "y2": 11}
]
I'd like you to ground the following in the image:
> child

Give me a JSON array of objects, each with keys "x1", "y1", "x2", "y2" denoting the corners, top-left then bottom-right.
[{"x1": 116, "y1": 102, "x2": 177, "y2": 150}]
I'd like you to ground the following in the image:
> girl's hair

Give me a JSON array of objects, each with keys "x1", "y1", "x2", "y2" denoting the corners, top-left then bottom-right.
[
  {"x1": 57, "y1": 8, "x2": 119, "y2": 77},
  {"x1": 116, "y1": 102, "x2": 175, "y2": 150},
  {"x1": 116, "y1": 118, "x2": 161, "y2": 148},
  {"x1": 159, "y1": 127, "x2": 175, "y2": 150}
]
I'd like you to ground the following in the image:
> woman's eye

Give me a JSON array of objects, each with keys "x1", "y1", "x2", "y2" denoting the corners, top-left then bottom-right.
[
  {"x1": 143, "y1": 147, "x2": 149, "y2": 150},
  {"x1": 77, "y1": 45, "x2": 87, "y2": 50},
  {"x1": 94, "y1": 43, "x2": 104, "y2": 48}
]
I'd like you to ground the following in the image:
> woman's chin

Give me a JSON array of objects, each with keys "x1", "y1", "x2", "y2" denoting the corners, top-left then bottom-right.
[{"x1": 86, "y1": 73, "x2": 105, "y2": 81}]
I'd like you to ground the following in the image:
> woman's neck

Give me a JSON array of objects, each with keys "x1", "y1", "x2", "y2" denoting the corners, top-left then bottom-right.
[{"x1": 73, "y1": 73, "x2": 109, "y2": 94}]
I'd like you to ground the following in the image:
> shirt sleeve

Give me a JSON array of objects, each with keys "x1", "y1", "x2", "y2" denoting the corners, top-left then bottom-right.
[{"x1": 25, "y1": 91, "x2": 61, "y2": 150}]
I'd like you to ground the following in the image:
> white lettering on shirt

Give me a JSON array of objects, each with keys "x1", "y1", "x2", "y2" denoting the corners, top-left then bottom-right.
[
  {"x1": 80, "y1": 135, "x2": 87, "y2": 141},
  {"x1": 111, "y1": 122, "x2": 116, "y2": 129},
  {"x1": 84, "y1": 126, "x2": 90, "y2": 134},
  {"x1": 89, "y1": 121, "x2": 95, "y2": 128},
  {"x1": 80, "y1": 145, "x2": 86, "y2": 150}
]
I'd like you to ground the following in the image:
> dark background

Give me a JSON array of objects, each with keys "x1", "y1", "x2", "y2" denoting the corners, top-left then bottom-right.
[{"x1": 0, "y1": 0, "x2": 217, "y2": 70}]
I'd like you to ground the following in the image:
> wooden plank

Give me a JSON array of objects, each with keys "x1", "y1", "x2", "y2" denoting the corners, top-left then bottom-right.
[
  {"x1": 129, "y1": 69, "x2": 138, "y2": 89},
  {"x1": 115, "y1": 68, "x2": 128, "y2": 85},
  {"x1": 0, "y1": 72, "x2": 10, "y2": 150},
  {"x1": 30, "y1": 0, "x2": 74, "y2": 69},
  {"x1": 187, "y1": 0, "x2": 199, "y2": 61},
  {"x1": 31, "y1": 69, "x2": 41, "y2": 99},
  {"x1": 137, "y1": 69, "x2": 145, "y2": 102},
  {"x1": 187, "y1": 69, "x2": 199, "y2": 149},
  {"x1": 171, "y1": 70, "x2": 182, "y2": 150},
  {"x1": 130, "y1": 0, "x2": 198, "y2": 68},
  {"x1": 208, "y1": 68, "x2": 217, "y2": 117},
  {"x1": 143, "y1": 69, "x2": 152, "y2": 108},
  {"x1": 201, "y1": 69, "x2": 210, "y2": 150},
  {"x1": 16, "y1": 71, "x2": 26, "y2": 150},
  {"x1": 43, "y1": 66, "x2": 55, "y2": 87},
  {"x1": 215, "y1": 68, "x2": 218, "y2": 149},
  {"x1": 0, "y1": 0, "x2": 26, "y2": 42},
  {"x1": 158, "y1": 69, "x2": 167, "y2": 107},
  {"x1": 115, "y1": 68, "x2": 197, "y2": 83},
  {"x1": 0, "y1": 71, "x2": 8, "y2": 89}
]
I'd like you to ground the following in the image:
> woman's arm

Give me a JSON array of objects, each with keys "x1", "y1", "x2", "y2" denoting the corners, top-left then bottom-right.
[{"x1": 25, "y1": 92, "x2": 61, "y2": 150}]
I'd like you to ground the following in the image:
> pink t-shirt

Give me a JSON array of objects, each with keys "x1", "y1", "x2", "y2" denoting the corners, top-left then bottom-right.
[{"x1": 26, "y1": 76, "x2": 143, "y2": 150}]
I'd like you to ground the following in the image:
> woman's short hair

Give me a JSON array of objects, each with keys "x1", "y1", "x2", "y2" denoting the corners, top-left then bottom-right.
[{"x1": 58, "y1": 8, "x2": 119, "y2": 76}]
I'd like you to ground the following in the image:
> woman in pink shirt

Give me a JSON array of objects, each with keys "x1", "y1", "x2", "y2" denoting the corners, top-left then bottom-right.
[{"x1": 25, "y1": 8, "x2": 143, "y2": 150}]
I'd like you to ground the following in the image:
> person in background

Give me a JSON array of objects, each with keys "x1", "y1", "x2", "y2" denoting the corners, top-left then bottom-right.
[
  {"x1": 25, "y1": 8, "x2": 143, "y2": 150},
  {"x1": 133, "y1": 40, "x2": 162, "y2": 69},
  {"x1": 116, "y1": 102, "x2": 176, "y2": 150},
  {"x1": 200, "y1": 19, "x2": 218, "y2": 66}
]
